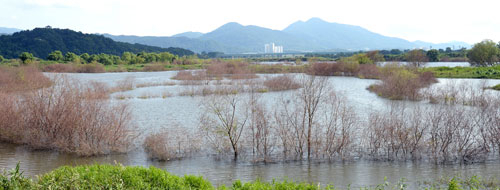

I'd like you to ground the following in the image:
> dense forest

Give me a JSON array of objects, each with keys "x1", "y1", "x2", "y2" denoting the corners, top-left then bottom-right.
[{"x1": 0, "y1": 27, "x2": 194, "y2": 59}]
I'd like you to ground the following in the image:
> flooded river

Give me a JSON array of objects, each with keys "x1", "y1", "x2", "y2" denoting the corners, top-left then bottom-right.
[{"x1": 1, "y1": 68, "x2": 499, "y2": 188}]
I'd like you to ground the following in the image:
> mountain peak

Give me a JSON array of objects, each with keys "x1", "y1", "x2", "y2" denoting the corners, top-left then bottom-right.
[
  {"x1": 219, "y1": 22, "x2": 243, "y2": 28},
  {"x1": 306, "y1": 17, "x2": 327, "y2": 23}
]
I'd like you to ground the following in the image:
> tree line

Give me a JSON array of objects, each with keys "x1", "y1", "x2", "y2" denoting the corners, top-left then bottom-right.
[{"x1": 12, "y1": 50, "x2": 179, "y2": 65}]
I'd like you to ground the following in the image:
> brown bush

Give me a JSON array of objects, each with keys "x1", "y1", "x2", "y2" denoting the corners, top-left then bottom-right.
[
  {"x1": 356, "y1": 64, "x2": 381, "y2": 79},
  {"x1": 143, "y1": 127, "x2": 201, "y2": 161},
  {"x1": 143, "y1": 64, "x2": 166, "y2": 72},
  {"x1": 172, "y1": 70, "x2": 208, "y2": 80},
  {"x1": 206, "y1": 61, "x2": 257, "y2": 79},
  {"x1": 308, "y1": 62, "x2": 337, "y2": 76},
  {"x1": 308, "y1": 62, "x2": 362, "y2": 77},
  {"x1": 77, "y1": 63, "x2": 105, "y2": 73},
  {"x1": 42, "y1": 64, "x2": 77, "y2": 73},
  {"x1": 0, "y1": 74, "x2": 136, "y2": 156},
  {"x1": 0, "y1": 66, "x2": 51, "y2": 93},
  {"x1": 368, "y1": 64, "x2": 437, "y2": 100},
  {"x1": 263, "y1": 75, "x2": 301, "y2": 91}
]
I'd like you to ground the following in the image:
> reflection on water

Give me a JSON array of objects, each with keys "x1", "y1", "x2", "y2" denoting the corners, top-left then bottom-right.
[
  {"x1": 1, "y1": 69, "x2": 500, "y2": 188},
  {"x1": 1, "y1": 142, "x2": 499, "y2": 188}
]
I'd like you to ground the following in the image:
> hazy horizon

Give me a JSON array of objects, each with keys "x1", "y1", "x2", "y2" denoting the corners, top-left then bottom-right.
[{"x1": 1, "y1": 0, "x2": 499, "y2": 44}]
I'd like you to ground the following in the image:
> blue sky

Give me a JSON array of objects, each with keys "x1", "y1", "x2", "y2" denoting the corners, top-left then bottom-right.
[{"x1": 1, "y1": 0, "x2": 499, "y2": 44}]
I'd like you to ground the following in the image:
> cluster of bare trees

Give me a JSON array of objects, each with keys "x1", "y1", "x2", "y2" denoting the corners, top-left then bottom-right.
[
  {"x1": 198, "y1": 75, "x2": 359, "y2": 161},
  {"x1": 195, "y1": 75, "x2": 500, "y2": 163},
  {"x1": 365, "y1": 99, "x2": 500, "y2": 163},
  {"x1": 0, "y1": 68, "x2": 136, "y2": 156}
]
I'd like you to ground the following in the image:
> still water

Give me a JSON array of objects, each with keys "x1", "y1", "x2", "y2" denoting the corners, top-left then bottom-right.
[{"x1": 1, "y1": 68, "x2": 499, "y2": 188}]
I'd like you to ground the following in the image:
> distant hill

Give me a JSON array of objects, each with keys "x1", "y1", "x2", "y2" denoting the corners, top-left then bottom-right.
[
  {"x1": 198, "y1": 22, "x2": 319, "y2": 53},
  {"x1": 0, "y1": 27, "x2": 21, "y2": 35},
  {"x1": 282, "y1": 18, "x2": 416, "y2": 50},
  {"x1": 412, "y1": 40, "x2": 471, "y2": 50},
  {"x1": 0, "y1": 27, "x2": 194, "y2": 59},
  {"x1": 104, "y1": 34, "x2": 228, "y2": 53},
  {"x1": 103, "y1": 18, "x2": 471, "y2": 53},
  {"x1": 171, "y1": 31, "x2": 204, "y2": 38}
]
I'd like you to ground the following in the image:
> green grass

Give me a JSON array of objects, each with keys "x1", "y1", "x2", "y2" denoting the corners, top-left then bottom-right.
[
  {"x1": 1, "y1": 164, "x2": 499, "y2": 190},
  {"x1": 422, "y1": 65, "x2": 500, "y2": 79},
  {"x1": 488, "y1": 84, "x2": 500, "y2": 91}
]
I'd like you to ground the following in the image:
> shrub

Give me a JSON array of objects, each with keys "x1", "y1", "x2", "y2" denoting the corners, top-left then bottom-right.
[
  {"x1": 0, "y1": 74, "x2": 136, "y2": 156},
  {"x1": 206, "y1": 61, "x2": 257, "y2": 79},
  {"x1": 308, "y1": 62, "x2": 363, "y2": 77},
  {"x1": 263, "y1": 75, "x2": 301, "y2": 91},
  {"x1": 173, "y1": 70, "x2": 208, "y2": 80},
  {"x1": 0, "y1": 66, "x2": 51, "y2": 93},
  {"x1": 143, "y1": 127, "x2": 201, "y2": 161},
  {"x1": 357, "y1": 64, "x2": 381, "y2": 79},
  {"x1": 42, "y1": 63, "x2": 77, "y2": 73},
  {"x1": 143, "y1": 64, "x2": 166, "y2": 72},
  {"x1": 368, "y1": 64, "x2": 437, "y2": 100},
  {"x1": 77, "y1": 63, "x2": 105, "y2": 73}
]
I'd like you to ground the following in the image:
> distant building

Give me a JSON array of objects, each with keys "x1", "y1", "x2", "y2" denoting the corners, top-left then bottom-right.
[{"x1": 264, "y1": 43, "x2": 283, "y2": 53}]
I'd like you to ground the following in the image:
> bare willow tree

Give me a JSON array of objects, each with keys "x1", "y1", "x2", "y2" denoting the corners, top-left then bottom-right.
[
  {"x1": 246, "y1": 88, "x2": 275, "y2": 161},
  {"x1": 298, "y1": 75, "x2": 329, "y2": 159},
  {"x1": 200, "y1": 93, "x2": 248, "y2": 159},
  {"x1": 322, "y1": 92, "x2": 358, "y2": 160}
]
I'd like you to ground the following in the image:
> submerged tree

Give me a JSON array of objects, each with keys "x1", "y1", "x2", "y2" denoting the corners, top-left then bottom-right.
[{"x1": 200, "y1": 92, "x2": 248, "y2": 159}]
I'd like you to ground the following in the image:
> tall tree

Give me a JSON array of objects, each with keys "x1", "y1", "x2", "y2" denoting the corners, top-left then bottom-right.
[
  {"x1": 19, "y1": 52, "x2": 34, "y2": 64},
  {"x1": 405, "y1": 49, "x2": 428, "y2": 68},
  {"x1": 47, "y1": 50, "x2": 64, "y2": 61},
  {"x1": 468, "y1": 40, "x2": 499, "y2": 66},
  {"x1": 426, "y1": 49, "x2": 440, "y2": 62}
]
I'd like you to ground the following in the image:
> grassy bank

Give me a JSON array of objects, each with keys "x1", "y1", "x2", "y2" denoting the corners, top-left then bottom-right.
[
  {"x1": 1, "y1": 164, "x2": 498, "y2": 190},
  {"x1": 422, "y1": 65, "x2": 500, "y2": 79}
]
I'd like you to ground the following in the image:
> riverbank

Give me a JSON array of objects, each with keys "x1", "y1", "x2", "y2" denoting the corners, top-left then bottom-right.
[{"x1": 1, "y1": 164, "x2": 498, "y2": 189}]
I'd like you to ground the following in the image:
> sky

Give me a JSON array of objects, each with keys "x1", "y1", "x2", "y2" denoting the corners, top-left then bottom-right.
[{"x1": 1, "y1": 0, "x2": 499, "y2": 44}]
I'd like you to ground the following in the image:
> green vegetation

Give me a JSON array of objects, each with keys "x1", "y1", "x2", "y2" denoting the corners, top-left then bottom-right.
[
  {"x1": 19, "y1": 52, "x2": 34, "y2": 64},
  {"x1": 0, "y1": 27, "x2": 194, "y2": 59},
  {"x1": 489, "y1": 83, "x2": 500, "y2": 91},
  {"x1": 0, "y1": 164, "x2": 498, "y2": 190},
  {"x1": 468, "y1": 40, "x2": 499, "y2": 66},
  {"x1": 422, "y1": 65, "x2": 500, "y2": 79}
]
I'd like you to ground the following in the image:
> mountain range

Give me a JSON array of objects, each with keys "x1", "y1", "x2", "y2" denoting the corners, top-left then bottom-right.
[
  {"x1": 1, "y1": 18, "x2": 470, "y2": 54},
  {"x1": 105, "y1": 18, "x2": 470, "y2": 53}
]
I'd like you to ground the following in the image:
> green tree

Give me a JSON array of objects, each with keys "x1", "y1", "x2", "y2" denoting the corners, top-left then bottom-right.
[
  {"x1": 98, "y1": 53, "x2": 113, "y2": 65},
  {"x1": 80, "y1": 53, "x2": 90, "y2": 63},
  {"x1": 19, "y1": 52, "x2": 34, "y2": 64},
  {"x1": 0, "y1": 55, "x2": 4, "y2": 63},
  {"x1": 121, "y1": 52, "x2": 133, "y2": 63},
  {"x1": 405, "y1": 49, "x2": 428, "y2": 68},
  {"x1": 445, "y1": 47, "x2": 452, "y2": 53},
  {"x1": 366, "y1": 51, "x2": 385, "y2": 62},
  {"x1": 426, "y1": 49, "x2": 440, "y2": 62},
  {"x1": 468, "y1": 40, "x2": 499, "y2": 66},
  {"x1": 159, "y1": 52, "x2": 176, "y2": 63},
  {"x1": 64, "y1": 52, "x2": 80, "y2": 63},
  {"x1": 47, "y1": 50, "x2": 64, "y2": 61}
]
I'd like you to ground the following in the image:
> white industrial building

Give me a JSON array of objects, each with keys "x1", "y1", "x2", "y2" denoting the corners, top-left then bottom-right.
[{"x1": 264, "y1": 43, "x2": 283, "y2": 53}]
